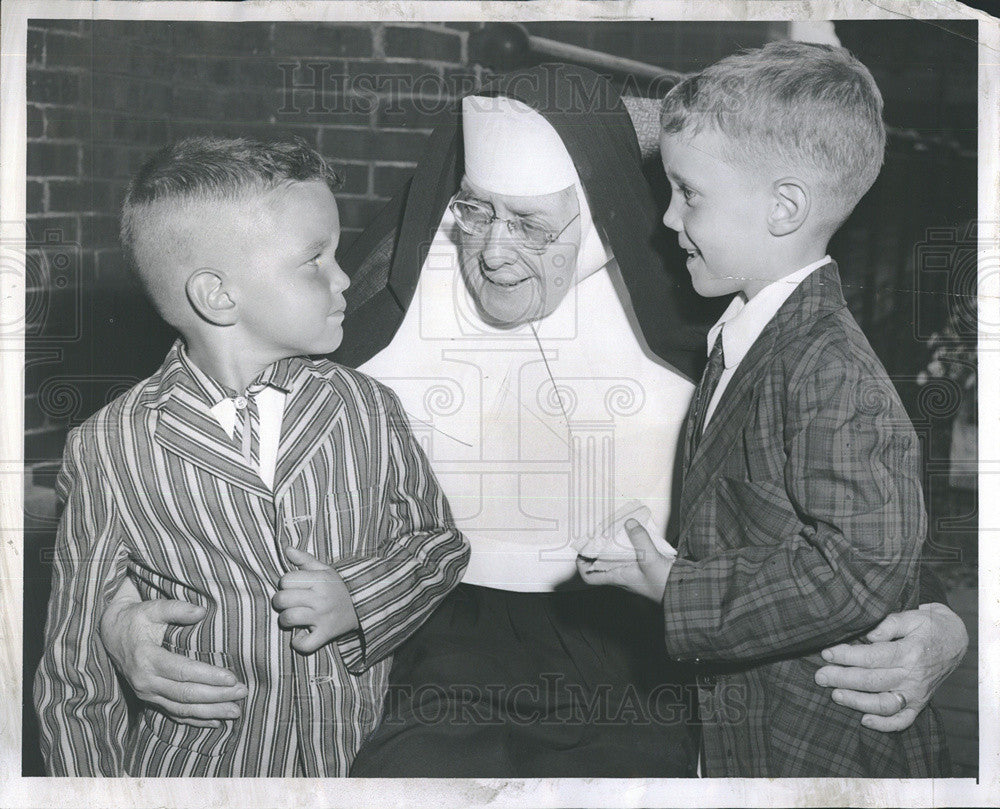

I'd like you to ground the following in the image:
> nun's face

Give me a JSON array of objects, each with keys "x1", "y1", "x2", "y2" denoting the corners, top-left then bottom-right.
[{"x1": 455, "y1": 178, "x2": 582, "y2": 327}]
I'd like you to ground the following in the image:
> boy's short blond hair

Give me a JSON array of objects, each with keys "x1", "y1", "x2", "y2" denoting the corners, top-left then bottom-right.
[
  {"x1": 120, "y1": 136, "x2": 340, "y2": 320},
  {"x1": 660, "y1": 41, "x2": 886, "y2": 225}
]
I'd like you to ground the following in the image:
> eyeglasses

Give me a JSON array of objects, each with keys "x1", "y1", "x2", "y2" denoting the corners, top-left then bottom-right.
[{"x1": 448, "y1": 194, "x2": 580, "y2": 252}]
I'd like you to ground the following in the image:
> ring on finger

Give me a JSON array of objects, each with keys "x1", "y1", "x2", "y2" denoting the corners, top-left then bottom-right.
[{"x1": 889, "y1": 690, "x2": 908, "y2": 713}]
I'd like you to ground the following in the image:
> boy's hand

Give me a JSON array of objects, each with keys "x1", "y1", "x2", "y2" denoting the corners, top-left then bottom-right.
[
  {"x1": 577, "y1": 519, "x2": 674, "y2": 602},
  {"x1": 272, "y1": 545, "x2": 361, "y2": 655}
]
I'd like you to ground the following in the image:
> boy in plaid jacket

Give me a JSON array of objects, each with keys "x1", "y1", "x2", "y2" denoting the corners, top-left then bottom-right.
[{"x1": 579, "y1": 42, "x2": 949, "y2": 776}]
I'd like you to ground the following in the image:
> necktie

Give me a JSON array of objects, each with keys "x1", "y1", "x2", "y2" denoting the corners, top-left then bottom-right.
[
  {"x1": 231, "y1": 382, "x2": 268, "y2": 469},
  {"x1": 686, "y1": 328, "x2": 726, "y2": 465}
]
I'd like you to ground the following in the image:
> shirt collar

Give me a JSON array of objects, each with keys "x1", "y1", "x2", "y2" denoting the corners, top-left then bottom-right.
[
  {"x1": 707, "y1": 256, "x2": 832, "y2": 369},
  {"x1": 175, "y1": 340, "x2": 306, "y2": 405},
  {"x1": 176, "y1": 341, "x2": 231, "y2": 406}
]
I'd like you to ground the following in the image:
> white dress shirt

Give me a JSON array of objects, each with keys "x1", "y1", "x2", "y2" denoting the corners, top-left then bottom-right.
[
  {"x1": 208, "y1": 388, "x2": 286, "y2": 489},
  {"x1": 703, "y1": 256, "x2": 832, "y2": 429}
]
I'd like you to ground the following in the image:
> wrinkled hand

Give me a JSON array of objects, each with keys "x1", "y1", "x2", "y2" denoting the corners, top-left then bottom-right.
[
  {"x1": 815, "y1": 602, "x2": 968, "y2": 731},
  {"x1": 271, "y1": 545, "x2": 360, "y2": 655},
  {"x1": 576, "y1": 519, "x2": 674, "y2": 602},
  {"x1": 100, "y1": 578, "x2": 248, "y2": 729}
]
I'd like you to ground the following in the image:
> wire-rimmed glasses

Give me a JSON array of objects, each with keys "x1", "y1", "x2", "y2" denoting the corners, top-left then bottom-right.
[{"x1": 449, "y1": 194, "x2": 580, "y2": 253}]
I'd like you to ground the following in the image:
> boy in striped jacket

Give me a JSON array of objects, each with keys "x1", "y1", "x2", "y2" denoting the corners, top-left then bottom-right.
[{"x1": 34, "y1": 136, "x2": 470, "y2": 777}]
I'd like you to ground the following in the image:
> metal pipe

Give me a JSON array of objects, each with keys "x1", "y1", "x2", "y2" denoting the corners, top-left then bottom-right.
[
  {"x1": 468, "y1": 23, "x2": 687, "y2": 86},
  {"x1": 526, "y1": 33, "x2": 687, "y2": 84}
]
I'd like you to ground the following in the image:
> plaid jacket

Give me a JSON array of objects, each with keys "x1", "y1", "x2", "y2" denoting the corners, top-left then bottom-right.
[
  {"x1": 663, "y1": 263, "x2": 950, "y2": 776},
  {"x1": 34, "y1": 342, "x2": 469, "y2": 777}
]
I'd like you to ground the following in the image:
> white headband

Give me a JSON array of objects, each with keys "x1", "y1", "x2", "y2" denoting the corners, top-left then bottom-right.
[
  {"x1": 461, "y1": 94, "x2": 610, "y2": 278},
  {"x1": 462, "y1": 95, "x2": 581, "y2": 196}
]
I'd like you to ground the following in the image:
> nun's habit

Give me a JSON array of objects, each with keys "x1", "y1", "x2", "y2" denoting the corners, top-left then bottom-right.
[{"x1": 336, "y1": 65, "x2": 706, "y2": 777}]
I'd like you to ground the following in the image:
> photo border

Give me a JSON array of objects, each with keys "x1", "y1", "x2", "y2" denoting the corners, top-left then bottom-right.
[{"x1": 2, "y1": 1, "x2": 997, "y2": 806}]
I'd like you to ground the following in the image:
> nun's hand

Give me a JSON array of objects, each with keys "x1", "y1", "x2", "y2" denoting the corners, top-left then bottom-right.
[{"x1": 576, "y1": 519, "x2": 673, "y2": 602}]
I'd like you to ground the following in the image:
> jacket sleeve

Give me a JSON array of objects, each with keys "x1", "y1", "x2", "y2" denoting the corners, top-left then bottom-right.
[
  {"x1": 663, "y1": 349, "x2": 926, "y2": 663},
  {"x1": 331, "y1": 386, "x2": 470, "y2": 672},
  {"x1": 33, "y1": 427, "x2": 131, "y2": 775}
]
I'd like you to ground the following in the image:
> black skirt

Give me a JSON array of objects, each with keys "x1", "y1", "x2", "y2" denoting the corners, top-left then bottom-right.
[{"x1": 350, "y1": 583, "x2": 698, "y2": 777}]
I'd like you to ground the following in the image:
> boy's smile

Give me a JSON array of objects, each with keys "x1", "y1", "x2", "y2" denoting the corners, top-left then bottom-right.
[{"x1": 660, "y1": 130, "x2": 772, "y2": 300}]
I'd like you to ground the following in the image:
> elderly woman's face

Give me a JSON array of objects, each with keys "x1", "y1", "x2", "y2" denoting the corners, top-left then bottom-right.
[{"x1": 455, "y1": 178, "x2": 582, "y2": 327}]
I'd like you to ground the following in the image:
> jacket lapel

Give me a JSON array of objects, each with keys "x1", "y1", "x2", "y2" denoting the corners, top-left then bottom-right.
[
  {"x1": 153, "y1": 386, "x2": 273, "y2": 499},
  {"x1": 272, "y1": 369, "x2": 345, "y2": 499},
  {"x1": 679, "y1": 328, "x2": 776, "y2": 539},
  {"x1": 147, "y1": 343, "x2": 272, "y2": 499}
]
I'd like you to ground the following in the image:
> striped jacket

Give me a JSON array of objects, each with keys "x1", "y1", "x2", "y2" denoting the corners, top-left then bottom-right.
[
  {"x1": 663, "y1": 262, "x2": 949, "y2": 776},
  {"x1": 34, "y1": 341, "x2": 470, "y2": 777}
]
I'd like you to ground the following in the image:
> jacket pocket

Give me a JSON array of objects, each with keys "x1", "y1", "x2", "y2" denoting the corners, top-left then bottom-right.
[
  {"x1": 129, "y1": 560, "x2": 205, "y2": 605},
  {"x1": 136, "y1": 642, "x2": 240, "y2": 760},
  {"x1": 323, "y1": 484, "x2": 381, "y2": 558},
  {"x1": 161, "y1": 638, "x2": 234, "y2": 669}
]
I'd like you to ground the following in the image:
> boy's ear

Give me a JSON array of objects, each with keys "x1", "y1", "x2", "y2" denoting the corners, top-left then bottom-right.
[
  {"x1": 185, "y1": 268, "x2": 237, "y2": 326},
  {"x1": 768, "y1": 178, "x2": 810, "y2": 237}
]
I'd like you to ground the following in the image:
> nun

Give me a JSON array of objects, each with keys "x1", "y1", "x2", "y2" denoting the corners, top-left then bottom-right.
[
  {"x1": 342, "y1": 74, "x2": 706, "y2": 776},
  {"x1": 97, "y1": 64, "x2": 968, "y2": 778}
]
